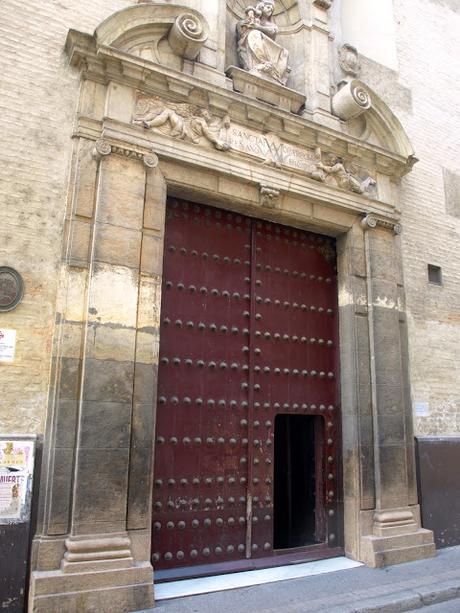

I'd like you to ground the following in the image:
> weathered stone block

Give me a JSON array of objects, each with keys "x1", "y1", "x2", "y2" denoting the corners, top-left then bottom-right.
[
  {"x1": 82, "y1": 358, "x2": 134, "y2": 403},
  {"x1": 73, "y1": 448, "x2": 130, "y2": 526},
  {"x1": 98, "y1": 156, "x2": 146, "y2": 230},
  {"x1": 47, "y1": 448, "x2": 74, "y2": 535},
  {"x1": 94, "y1": 223, "x2": 142, "y2": 269},
  {"x1": 127, "y1": 445, "x2": 153, "y2": 530},
  {"x1": 140, "y1": 234, "x2": 164, "y2": 276},
  {"x1": 78, "y1": 401, "x2": 132, "y2": 449}
]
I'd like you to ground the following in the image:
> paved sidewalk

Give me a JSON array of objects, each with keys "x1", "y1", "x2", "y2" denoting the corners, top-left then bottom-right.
[{"x1": 140, "y1": 546, "x2": 460, "y2": 613}]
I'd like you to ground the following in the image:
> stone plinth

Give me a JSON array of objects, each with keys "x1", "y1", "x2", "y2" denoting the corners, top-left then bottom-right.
[{"x1": 226, "y1": 66, "x2": 306, "y2": 114}]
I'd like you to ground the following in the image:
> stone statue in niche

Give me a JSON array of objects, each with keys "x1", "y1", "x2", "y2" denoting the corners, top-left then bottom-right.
[
  {"x1": 236, "y1": 0, "x2": 290, "y2": 85},
  {"x1": 316, "y1": 153, "x2": 376, "y2": 194},
  {"x1": 134, "y1": 97, "x2": 231, "y2": 151}
]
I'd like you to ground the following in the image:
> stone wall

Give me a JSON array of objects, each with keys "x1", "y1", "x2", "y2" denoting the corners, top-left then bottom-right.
[
  {"x1": 393, "y1": 0, "x2": 460, "y2": 436},
  {"x1": 0, "y1": 0, "x2": 132, "y2": 435},
  {"x1": 1, "y1": 0, "x2": 459, "y2": 442},
  {"x1": 335, "y1": 0, "x2": 460, "y2": 436}
]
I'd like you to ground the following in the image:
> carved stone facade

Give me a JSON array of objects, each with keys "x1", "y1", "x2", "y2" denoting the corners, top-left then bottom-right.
[{"x1": 2, "y1": 0, "x2": 459, "y2": 611}]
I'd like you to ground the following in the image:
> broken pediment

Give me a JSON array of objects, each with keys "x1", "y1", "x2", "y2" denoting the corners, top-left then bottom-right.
[
  {"x1": 332, "y1": 79, "x2": 415, "y2": 160},
  {"x1": 94, "y1": 3, "x2": 210, "y2": 67}
]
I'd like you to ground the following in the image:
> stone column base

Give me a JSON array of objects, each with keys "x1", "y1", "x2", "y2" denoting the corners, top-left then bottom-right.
[
  {"x1": 360, "y1": 507, "x2": 436, "y2": 568},
  {"x1": 361, "y1": 529, "x2": 436, "y2": 567},
  {"x1": 29, "y1": 564, "x2": 154, "y2": 613}
]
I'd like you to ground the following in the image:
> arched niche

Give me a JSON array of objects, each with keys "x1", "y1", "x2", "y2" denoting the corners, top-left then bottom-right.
[{"x1": 225, "y1": 0, "x2": 303, "y2": 85}]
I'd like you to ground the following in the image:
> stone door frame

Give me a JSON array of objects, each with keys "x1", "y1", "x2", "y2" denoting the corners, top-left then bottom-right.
[
  {"x1": 28, "y1": 5, "x2": 435, "y2": 610},
  {"x1": 28, "y1": 144, "x2": 434, "y2": 612}
]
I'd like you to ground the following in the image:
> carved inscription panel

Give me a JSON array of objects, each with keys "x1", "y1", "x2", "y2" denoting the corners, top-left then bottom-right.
[{"x1": 133, "y1": 94, "x2": 377, "y2": 198}]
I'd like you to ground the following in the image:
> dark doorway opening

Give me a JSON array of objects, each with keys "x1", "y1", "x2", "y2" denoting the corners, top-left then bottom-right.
[{"x1": 274, "y1": 415, "x2": 323, "y2": 550}]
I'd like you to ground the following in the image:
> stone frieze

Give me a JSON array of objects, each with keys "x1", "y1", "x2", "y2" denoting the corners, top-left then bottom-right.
[{"x1": 133, "y1": 94, "x2": 377, "y2": 198}]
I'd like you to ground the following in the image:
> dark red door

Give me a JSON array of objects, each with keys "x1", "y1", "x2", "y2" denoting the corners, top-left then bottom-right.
[{"x1": 152, "y1": 199, "x2": 341, "y2": 578}]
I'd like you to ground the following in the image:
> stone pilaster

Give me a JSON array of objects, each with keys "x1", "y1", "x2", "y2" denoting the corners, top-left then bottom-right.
[
  {"x1": 296, "y1": 0, "x2": 340, "y2": 128},
  {"x1": 359, "y1": 216, "x2": 435, "y2": 567},
  {"x1": 29, "y1": 141, "x2": 166, "y2": 612},
  {"x1": 337, "y1": 220, "x2": 376, "y2": 560}
]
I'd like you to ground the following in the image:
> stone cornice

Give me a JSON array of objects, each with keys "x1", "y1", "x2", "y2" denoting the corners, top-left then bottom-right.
[
  {"x1": 66, "y1": 30, "x2": 415, "y2": 180},
  {"x1": 73, "y1": 116, "x2": 401, "y2": 226}
]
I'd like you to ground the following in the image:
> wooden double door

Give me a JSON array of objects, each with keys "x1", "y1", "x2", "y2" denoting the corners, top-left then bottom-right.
[{"x1": 152, "y1": 198, "x2": 342, "y2": 579}]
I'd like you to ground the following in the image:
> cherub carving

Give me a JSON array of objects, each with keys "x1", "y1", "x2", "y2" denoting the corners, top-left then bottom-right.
[
  {"x1": 134, "y1": 97, "x2": 231, "y2": 151},
  {"x1": 316, "y1": 153, "x2": 376, "y2": 194},
  {"x1": 244, "y1": 4, "x2": 262, "y2": 27}
]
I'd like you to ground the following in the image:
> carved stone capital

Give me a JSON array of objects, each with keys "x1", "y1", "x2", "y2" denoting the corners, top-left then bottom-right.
[
  {"x1": 260, "y1": 184, "x2": 281, "y2": 208},
  {"x1": 92, "y1": 139, "x2": 112, "y2": 160},
  {"x1": 362, "y1": 215, "x2": 402, "y2": 235},
  {"x1": 143, "y1": 152, "x2": 159, "y2": 170}
]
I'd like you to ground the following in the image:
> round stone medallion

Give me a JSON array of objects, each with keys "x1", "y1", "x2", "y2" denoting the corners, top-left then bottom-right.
[{"x1": 0, "y1": 267, "x2": 24, "y2": 312}]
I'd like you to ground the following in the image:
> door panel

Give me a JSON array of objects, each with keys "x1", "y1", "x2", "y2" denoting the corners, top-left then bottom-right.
[{"x1": 152, "y1": 199, "x2": 341, "y2": 575}]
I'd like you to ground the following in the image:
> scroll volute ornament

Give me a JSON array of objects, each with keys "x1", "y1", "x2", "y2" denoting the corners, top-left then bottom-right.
[
  {"x1": 168, "y1": 12, "x2": 209, "y2": 60},
  {"x1": 332, "y1": 80, "x2": 372, "y2": 121}
]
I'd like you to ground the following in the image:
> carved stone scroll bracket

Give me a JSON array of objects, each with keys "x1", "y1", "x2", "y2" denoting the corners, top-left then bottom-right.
[
  {"x1": 260, "y1": 184, "x2": 281, "y2": 208},
  {"x1": 313, "y1": 0, "x2": 332, "y2": 9},
  {"x1": 168, "y1": 12, "x2": 209, "y2": 61},
  {"x1": 362, "y1": 215, "x2": 402, "y2": 235},
  {"x1": 332, "y1": 80, "x2": 371, "y2": 121},
  {"x1": 94, "y1": 4, "x2": 210, "y2": 65}
]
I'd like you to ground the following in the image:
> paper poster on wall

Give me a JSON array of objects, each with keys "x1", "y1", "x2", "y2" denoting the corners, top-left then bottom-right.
[
  {"x1": 0, "y1": 329, "x2": 16, "y2": 363},
  {"x1": 0, "y1": 438, "x2": 35, "y2": 524}
]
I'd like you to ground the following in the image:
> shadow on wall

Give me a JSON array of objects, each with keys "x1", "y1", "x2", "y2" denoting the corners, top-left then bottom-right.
[{"x1": 416, "y1": 436, "x2": 460, "y2": 548}]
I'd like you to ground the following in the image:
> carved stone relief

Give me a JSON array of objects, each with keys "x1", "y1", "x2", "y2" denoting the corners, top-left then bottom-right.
[
  {"x1": 228, "y1": 0, "x2": 301, "y2": 28},
  {"x1": 133, "y1": 95, "x2": 377, "y2": 197},
  {"x1": 260, "y1": 184, "x2": 281, "y2": 207},
  {"x1": 236, "y1": 0, "x2": 291, "y2": 85},
  {"x1": 317, "y1": 154, "x2": 376, "y2": 195},
  {"x1": 229, "y1": 126, "x2": 377, "y2": 196},
  {"x1": 133, "y1": 97, "x2": 231, "y2": 151},
  {"x1": 339, "y1": 44, "x2": 361, "y2": 78}
]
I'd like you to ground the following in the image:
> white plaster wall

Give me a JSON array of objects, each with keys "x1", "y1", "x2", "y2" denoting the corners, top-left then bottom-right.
[{"x1": 340, "y1": 0, "x2": 399, "y2": 70}]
